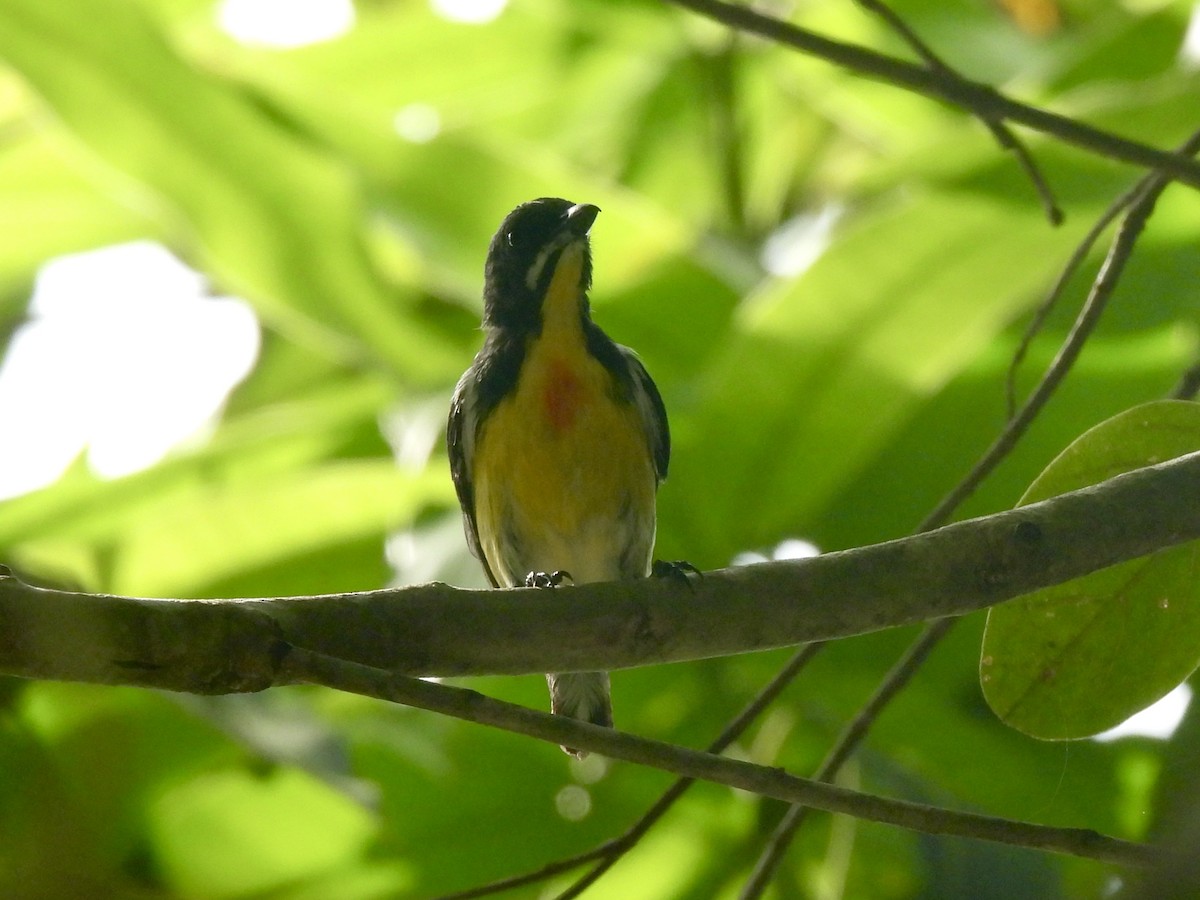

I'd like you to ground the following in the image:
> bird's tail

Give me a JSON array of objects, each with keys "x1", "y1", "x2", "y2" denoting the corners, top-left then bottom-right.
[{"x1": 547, "y1": 671, "x2": 612, "y2": 757}]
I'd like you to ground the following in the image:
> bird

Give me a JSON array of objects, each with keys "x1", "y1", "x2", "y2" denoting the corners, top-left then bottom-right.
[{"x1": 446, "y1": 197, "x2": 670, "y2": 755}]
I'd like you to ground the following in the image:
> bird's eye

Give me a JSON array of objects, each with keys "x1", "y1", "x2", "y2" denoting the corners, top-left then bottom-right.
[{"x1": 505, "y1": 231, "x2": 518, "y2": 248}]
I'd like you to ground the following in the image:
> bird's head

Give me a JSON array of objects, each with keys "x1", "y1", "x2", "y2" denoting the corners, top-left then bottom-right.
[{"x1": 482, "y1": 197, "x2": 599, "y2": 330}]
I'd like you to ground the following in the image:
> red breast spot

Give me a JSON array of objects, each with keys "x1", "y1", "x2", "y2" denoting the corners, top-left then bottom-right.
[{"x1": 542, "y1": 358, "x2": 584, "y2": 431}]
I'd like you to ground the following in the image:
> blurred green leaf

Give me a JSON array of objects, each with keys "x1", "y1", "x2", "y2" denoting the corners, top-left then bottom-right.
[
  {"x1": 0, "y1": 361, "x2": 457, "y2": 598},
  {"x1": 1, "y1": 0, "x2": 1198, "y2": 894},
  {"x1": 0, "y1": 0, "x2": 457, "y2": 379},
  {"x1": 1046, "y1": 5, "x2": 1189, "y2": 91},
  {"x1": 668, "y1": 188, "x2": 1092, "y2": 562},
  {"x1": 0, "y1": 131, "x2": 155, "y2": 302},
  {"x1": 982, "y1": 400, "x2": 1200, "y2": 739},
  {"x1": 111, "y1": 458, "x2": 443, "y2": 596},
  {"x1": 148, "y1": 766, "x2": 380, "y2": 897}
]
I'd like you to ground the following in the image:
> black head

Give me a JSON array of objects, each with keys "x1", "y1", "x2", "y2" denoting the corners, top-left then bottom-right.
[{"x1": 482, "y1": 197, "x2": 599, "y2": 329}]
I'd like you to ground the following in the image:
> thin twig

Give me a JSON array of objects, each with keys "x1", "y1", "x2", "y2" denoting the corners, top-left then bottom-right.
[
  {"x1": 740, "y1": 619, "x2": 954, "y2": 899},
  {"x1": 1005, "y1": 187, "x2": 1138, "y2": 416},
  {"x1": 924, "y1": 128, "x2": 1200, "y2": 526},
  {"x1": 451, "y1": 179, "x2": 1192, "y2": 895},
  {"x1": 707, "y1": 37, "x2": 750, "y2": 238},
  {"x1": 663, "y1": 0, "x2": 1200, "y2": 189},
  {"x1": 852, "y1": 0, "x2": 1061, "y2": 224},
  {"x1": 435, "y1": 645, "x2": 827, "y2": 900},
  {"x1": 1006, "y1": 128, "x2": 1200, "y2": 415},
  {"x1": 282, "y1": 646, "x2": 1159, "y2": 870},
  {"x1": 550, "y1": 644, "x2": 826, "y2": 900}
]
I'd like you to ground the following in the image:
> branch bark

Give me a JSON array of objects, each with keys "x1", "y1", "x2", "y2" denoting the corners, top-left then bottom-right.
[{"x1": 1, "y1": 450, "x2": 1198, "y2": 688}]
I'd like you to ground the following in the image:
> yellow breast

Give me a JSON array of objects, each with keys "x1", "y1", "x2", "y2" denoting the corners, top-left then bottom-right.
[{"x1": 472, "y1": 245, "x2": 655, "y2": 585}]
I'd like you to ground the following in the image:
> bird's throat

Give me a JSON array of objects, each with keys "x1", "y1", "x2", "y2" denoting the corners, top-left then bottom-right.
[
  {"x1": 539, "y1": 243, "x2": 586, "y2": 340},
  {"x1": 529, "y1": 243, "x2": 590, "y2": 432}
]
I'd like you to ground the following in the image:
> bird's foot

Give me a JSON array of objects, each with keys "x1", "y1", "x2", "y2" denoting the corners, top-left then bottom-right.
[
  {"x1": 651, "y1": 559, "x2": 702, "y2": 588},
  {"x1": 525, "y1": 570, "x2": 573, "y2": 588}
]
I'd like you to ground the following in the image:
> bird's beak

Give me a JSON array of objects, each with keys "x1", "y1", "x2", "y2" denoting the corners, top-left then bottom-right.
[{"x1": 565, "y1": 203, "x2": 600, "y2": 237}]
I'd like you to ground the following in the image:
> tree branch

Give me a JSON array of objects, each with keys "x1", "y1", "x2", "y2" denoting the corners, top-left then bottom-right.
[
  {"x1": 279, "y1": 646, "x2": 1157, "y2": 869},
  {"x1": 663, "y1": 0, "x2": 1200, "y2": 190},
  {"x1": 1, "y1": 451, "x2": 1199, "y2": 686},
  {"x1": 851, "y1": 0, "x2": 1061, "y2": 224}
]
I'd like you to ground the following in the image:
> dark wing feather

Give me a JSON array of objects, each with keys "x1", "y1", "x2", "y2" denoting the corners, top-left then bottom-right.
[
  {"x1": 618, "y1": 345, "x2": 670, "y2": 483},
  {"x1": 447, "y1": 335, "x2": 526, "y2": 589},
  {"x1": 446, "y1": 367, "x2": 500, "y2": 588},
  {"x1": 583, "y1": 321, "x2": 670, "y2": 483}
]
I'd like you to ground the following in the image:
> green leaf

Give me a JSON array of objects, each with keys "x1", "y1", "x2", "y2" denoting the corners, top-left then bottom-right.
[
  {"x1": 0, "y1": 131, "x2": 155, "y2": 299},
  {"x1": 0, "y1": 373, "x2": 444, "y2": 596},
  {"x1": 981, "y1": 400, "x2": 1200, "y2": 739},
  {"x1": 669, "y1": 188, "x2": 1093, "y2": 562},
  {"x1": 0, "y1": 0, "x2": 457, "y2": 379},
  {"x1": 148, "y1": 766, "x2": 379, "y2": 897},
  {"x1": 110, "y1": 459, "x2": 445, "y2": 597}
]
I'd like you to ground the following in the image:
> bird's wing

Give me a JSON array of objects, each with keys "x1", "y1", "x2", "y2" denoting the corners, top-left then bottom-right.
[
  {"x1": 618, "y1": 345, "x2": 670, "y2": 483},
  {"x1": 446, "y1": 367, "x2": 501, "y2": 588}
]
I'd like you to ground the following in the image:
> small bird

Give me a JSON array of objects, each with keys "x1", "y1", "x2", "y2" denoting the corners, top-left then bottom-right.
[{"x1": 446, "y1": 198, "x2": 669, "y2": 754}]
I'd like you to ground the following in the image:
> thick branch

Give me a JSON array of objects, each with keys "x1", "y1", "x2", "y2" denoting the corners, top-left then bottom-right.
[{"x1": 0, "y1": 451, "x2": 1198, "y2": 688}]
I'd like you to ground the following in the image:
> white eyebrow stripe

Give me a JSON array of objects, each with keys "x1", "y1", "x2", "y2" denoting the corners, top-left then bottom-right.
[{"x1": 524, "y1": 236, "x2": 568, "y2": 291}]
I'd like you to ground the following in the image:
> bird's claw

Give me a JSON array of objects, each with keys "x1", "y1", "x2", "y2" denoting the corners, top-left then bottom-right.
[
  {"x1": 652, "y1": 559, "x2": 701, "y2": 588},
  {"x1": 525, "y1": 570, "x2": 573, "y2": 588}
]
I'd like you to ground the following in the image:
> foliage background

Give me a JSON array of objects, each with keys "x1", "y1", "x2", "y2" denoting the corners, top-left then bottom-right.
[{"x1": 0, "y1": 0, "x2": 1198, "y2": 896}]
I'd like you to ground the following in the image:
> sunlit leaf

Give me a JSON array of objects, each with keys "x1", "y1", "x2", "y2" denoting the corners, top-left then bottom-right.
[
  {"x1": 0, "y1": 133, "x2": 155, "y2": 300},
  {"x1": 0, "y1": 0, "x2": 457, "y2": 379},
  {"x1": 669, "y1": 188, "x2": 1092, "y2": 561}
]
